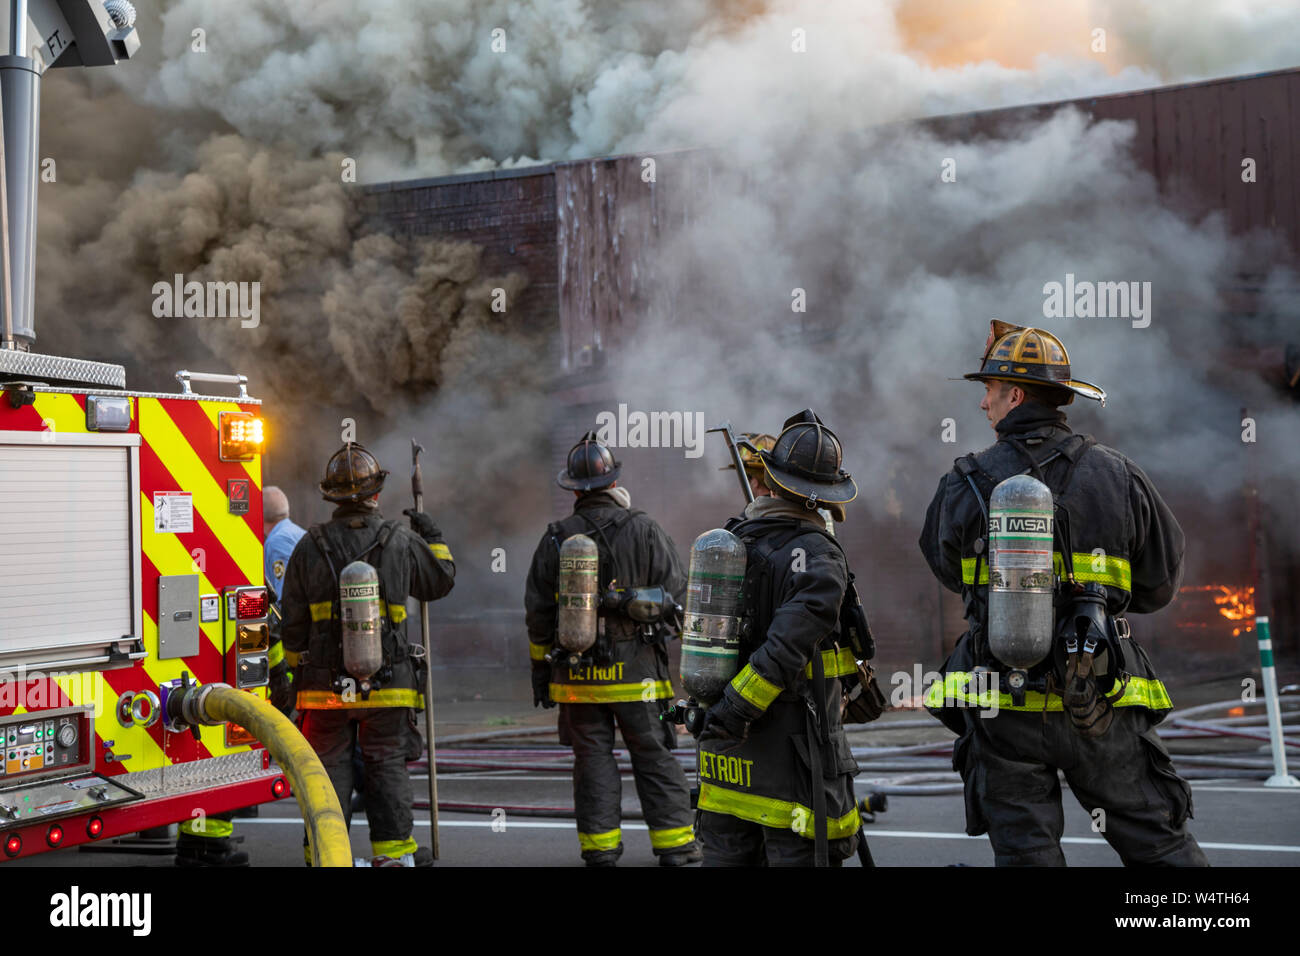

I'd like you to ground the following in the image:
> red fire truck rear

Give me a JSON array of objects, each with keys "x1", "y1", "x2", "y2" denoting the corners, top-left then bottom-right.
[{"x1": 0, "y1": 1, "x2": 299, "y2": 862}]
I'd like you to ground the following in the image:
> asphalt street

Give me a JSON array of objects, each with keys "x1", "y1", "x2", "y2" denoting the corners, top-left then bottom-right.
[
  {"x1": 13, "y1": 754, "x2": 1299, "y2": 867},
  {"x1": 9, "y1": 676, "x2": 1298, "y2": 868}
]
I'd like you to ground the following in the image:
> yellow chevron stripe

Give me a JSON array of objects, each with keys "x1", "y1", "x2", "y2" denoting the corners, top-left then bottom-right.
[
  {"x1": 139, "y1": 492, "x2": 225, "y2": 660},
  {"x1": 197, "y1": 400, "x2": 262, "y2": 488},
  {"x1": 138, "y1": 398, "x2": 262, "y2": 584},
  {"x1": 29, "y1": 391, "x2": 96, "y2": 435}
]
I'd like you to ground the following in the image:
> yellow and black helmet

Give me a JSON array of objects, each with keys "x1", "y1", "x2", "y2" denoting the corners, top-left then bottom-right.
[
  {"x1": 963, "y1": 320, "x2": 1106, "y2": 405},
  {"x1": 720, "y1": 432, "x2": 776, "y2": 476},
  {"x1": 759, "y1": 410, "x2": 857, "y2": 508},
  {"x1": 320, "y1": 442, "x2": 388, "y2": 502}
]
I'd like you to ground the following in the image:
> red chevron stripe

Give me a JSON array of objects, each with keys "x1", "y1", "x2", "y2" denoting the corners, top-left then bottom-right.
[
  {"x1": 160, "y1": 398, "x2": 265, "y2": 540},
  {"x1": 0, "y1": 400, "x2": 46, "y2": 432},
  {"x1": 138, "y1": 441, "x2": 253, "y2": 599}
]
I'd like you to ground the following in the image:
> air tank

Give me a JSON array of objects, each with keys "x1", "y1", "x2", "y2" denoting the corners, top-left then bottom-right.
[
  {"x1": 986, "y1": 474, "x2": 1056, "y2": 669},
  {"x1": 339, "y1": 560, "x2": 384, "y2": 680},
  {"x1": 557, "y1": 534, "x2": 599, "y2": 653},
  {"x1": 680, "y1": 528, "x2": 748, "y2": 704}
]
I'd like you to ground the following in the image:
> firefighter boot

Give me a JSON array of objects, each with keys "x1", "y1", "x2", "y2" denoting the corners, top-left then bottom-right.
[
  {"x1": 658, "y1": 842, "x2": 703, "y2": 867},
  {"x1": 370, "y1": 846, "x2": 434, "y2": 868},
  {"x1": 175, "y1": 832, "x2": 251, "y2": 867}
]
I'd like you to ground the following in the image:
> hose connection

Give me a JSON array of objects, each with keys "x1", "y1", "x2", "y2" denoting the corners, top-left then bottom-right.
[{"x1": 159, "y1": 672, "x2": 228, "y2": 739}]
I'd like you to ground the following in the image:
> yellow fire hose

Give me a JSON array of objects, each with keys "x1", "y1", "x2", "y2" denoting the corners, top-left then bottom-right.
[{"x1": 194, "y1": 685, "x2": 352, "y2": 867}]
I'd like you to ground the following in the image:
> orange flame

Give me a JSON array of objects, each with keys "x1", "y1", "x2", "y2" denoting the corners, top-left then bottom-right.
[{"x1": 1179, "y1": 584, "x2": 1256, "y2": 636}]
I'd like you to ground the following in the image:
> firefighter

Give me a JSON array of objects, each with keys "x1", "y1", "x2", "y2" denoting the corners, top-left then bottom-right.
[
  {"x1": 919, "y1": 320, "x2": 1208, "y2": 866},
  {"x1": 697, "y1": 410, "x2": 862, "y2": 866},
  {"x1": 525, "y1": 431, "x2": 700, "y2": 866},
  {"x1": 280, "y1": 442, "x2": 455, "y2": 867}
]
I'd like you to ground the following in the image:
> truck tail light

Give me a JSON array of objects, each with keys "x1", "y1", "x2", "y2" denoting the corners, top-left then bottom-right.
[
  {"x1": 4, "y1": 834, "x2": 20, "y2": 857},
  {"x1": 236, "y1": 588, "x2": 268, "y2": 620},
  {"x1": 46, "y1": 825, "x2": 63, "y2": 847},
  {"x1": 87, "y1": 817, "x2": 104, "y2": 839},
  {"x1": 219, "y1": 411, "x2": 264, "y2": 462}
]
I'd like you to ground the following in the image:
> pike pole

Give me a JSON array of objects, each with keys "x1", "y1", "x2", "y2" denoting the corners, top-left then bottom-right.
[{"x1": 411, "y1": 439, "x2": 442, "y2": 857}]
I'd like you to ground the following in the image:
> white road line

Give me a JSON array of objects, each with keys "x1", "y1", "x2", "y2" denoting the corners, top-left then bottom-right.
[
  {"x1": 1191, "y1": 785, "x2": 1300, "y2": 794},
  {"x1": 242, "y1": 817, "x2": 644, "y2": 832},
  {"x1": 852, "y1": 832, "x2": 1300, "y2": 853},
  {"x1": 238, "y1": 817, "x2": 1300, "y2": 852}
]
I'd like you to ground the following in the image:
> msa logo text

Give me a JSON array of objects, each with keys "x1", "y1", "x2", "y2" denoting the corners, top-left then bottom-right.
[
  {"x1": 49, "y1": 886, "x2": 151, "y2": 937},
  {"x1": 988, "y1": 515, "x2": 1050, "y2": 534}
]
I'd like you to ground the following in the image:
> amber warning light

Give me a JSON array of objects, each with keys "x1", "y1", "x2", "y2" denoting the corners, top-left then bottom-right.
[{"x1": 219, "y1": 411, "x2": 264, "y2": 462}]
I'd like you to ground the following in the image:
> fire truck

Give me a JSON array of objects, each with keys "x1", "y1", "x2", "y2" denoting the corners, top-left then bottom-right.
[{"x1": 0, "y1": 2, "x2": 300, "y2": 862}]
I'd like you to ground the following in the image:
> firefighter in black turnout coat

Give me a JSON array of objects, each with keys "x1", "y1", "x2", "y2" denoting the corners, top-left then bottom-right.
[
  {"x1": 697, "y1": 410, "x2": 863, "y2": 866},
  {"x1": 525, "y1": 432, "x2": 700, "y2": 866},
  {"x1": 281, "y1": 443, "x2": 456, "y2": 867},
  {"x1": 920, "y1": 321, "x2": 1207, "y2": 866}
]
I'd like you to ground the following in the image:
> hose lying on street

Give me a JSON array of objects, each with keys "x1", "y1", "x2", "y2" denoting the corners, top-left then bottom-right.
[{"x1": 197, "y1": 686, "x2": 352, "y2": 868}]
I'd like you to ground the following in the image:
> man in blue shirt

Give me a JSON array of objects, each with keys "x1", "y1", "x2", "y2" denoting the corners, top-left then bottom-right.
[{"x1": 264, "y1": 486, "x2": 306, "y2": 599}]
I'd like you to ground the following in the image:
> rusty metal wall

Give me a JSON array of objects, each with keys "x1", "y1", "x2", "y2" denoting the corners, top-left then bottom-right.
[{"x1": 928, "y1": 67, "x2": 1300, "y2": 261}]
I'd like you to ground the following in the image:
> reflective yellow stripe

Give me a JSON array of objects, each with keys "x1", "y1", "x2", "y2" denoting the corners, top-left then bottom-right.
[
  {"x1": 180, "y1": 817, "x2": 234, "y2": 838},
  {"x1": 961, "y1": 552, "x2": 1131, "y2": 591},
  {"x1": 371, "y1": 837, "x2": 419, "y2": 859},
  {"x1": 267, "y1": 642, "x2": 284, "y2": 667},
  {"x1": 296, "y1": 688, "x2": 425, "y2": 709},
  {"x1": 923, "y1": 671, "x2": 1173, "y2": 712},
  {"x1": 309, "y1": 601, "x2": 407, "y2": 623},
  {"x1": 551, "y1": 680, "x2": 673, "y2": 704},
  {"x1": 529, "y1": 641, "x2": 551, "y2": 662},
  {"x1": 731, "y1": 663, "x2": 781, "y2": 712},
  {"x1": 578, "y1": 828, "x2": 622, "y2": 852},
  {"x1": 698, "y1": 783, "x2": 861, "y2": 839},
  {"x1": 804, "y1": 647, "x2": 856, "y2": 679},
  {"x1": 430, "y1": 542, "x2": 452, "y2": 561},
  {"x1": 649, "y1": 825, "x2": 695, "y2": 850},
  {"x1": 284, "y1": 649, "x2": 302, "y2": 668}
]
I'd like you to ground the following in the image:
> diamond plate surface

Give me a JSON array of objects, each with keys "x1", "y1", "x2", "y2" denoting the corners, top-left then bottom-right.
[
  {"x1": 117, "y1": 750, "x2": 268, "y2": 797},
  {"x1": 0, "y1": 350, "x2": 126, "y2": 388}
]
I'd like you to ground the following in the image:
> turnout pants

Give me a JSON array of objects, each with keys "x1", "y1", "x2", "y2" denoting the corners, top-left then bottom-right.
[
  {"x1": 300, "y1": 707, "x2": 420, "y2": 858},
  {"x1": 956, "y1": 706, "x2": 1208, "y2": 866},
  {"x1": 558, "y1": 700, "x2": 696, "y2": 862},
  {"x1": 698, "y1": 810, "x2": 857, "y2": 867}
]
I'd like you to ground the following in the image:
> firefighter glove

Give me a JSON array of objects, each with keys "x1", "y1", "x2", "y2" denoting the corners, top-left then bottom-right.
[
  {"x1": 532, "y1": 661, "x2": 556, "y2": 709},
  {"x1": 402, "y1": 509, "x2": 442, "y2": 543},
  {"x1": 699, "y1": 692, "x2": 749, "y2": 744},
  {"x1": 269, "y1": 663, "x2": 295, "y2": 716}
]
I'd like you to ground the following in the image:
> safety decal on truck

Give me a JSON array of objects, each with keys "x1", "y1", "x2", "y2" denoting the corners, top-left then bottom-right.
[{"x1": 153, "y1": 491, "x2": 194, "y2": 533}]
